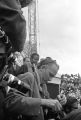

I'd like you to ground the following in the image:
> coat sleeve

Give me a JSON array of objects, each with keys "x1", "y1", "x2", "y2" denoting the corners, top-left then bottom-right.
[
  {"x1": 4, "y1": 89, "x2": 41, "y2": 116},
  {"x1": 0, "y1": 0, "x2": 26, "y2": 52}
]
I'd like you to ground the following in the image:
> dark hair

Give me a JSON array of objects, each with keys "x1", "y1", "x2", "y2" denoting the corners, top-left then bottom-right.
[
  {"x1": 30, "y1": 53, "x2": 39, "y2": 60},
  {"x1": 63, "y1": 96, "x2": 78, "y2": 113},
  {"x1": 66, "y1": 96, "x2": 77, "y2": 106}
]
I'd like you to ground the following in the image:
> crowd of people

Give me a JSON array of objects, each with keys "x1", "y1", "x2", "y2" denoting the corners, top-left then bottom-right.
[
  {"x1": 0, "y1": 0, "x2": 81, "y2": 120},
  {"x1": 60, "y1": 74, "x2": 81, "y2": 100},
  {"x1": 0, "y1": 31, "x2": 66, "y2": 120}
]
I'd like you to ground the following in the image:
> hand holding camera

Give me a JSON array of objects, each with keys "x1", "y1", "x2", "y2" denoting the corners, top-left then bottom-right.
[{"x1": 57, "y1": 94, "x2": 67, "y2": 106}]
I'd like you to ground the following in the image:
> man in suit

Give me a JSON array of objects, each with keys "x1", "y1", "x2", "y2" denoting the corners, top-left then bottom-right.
[{"x1": 0, "y1": 29, "x2": 63, "y2": 120}]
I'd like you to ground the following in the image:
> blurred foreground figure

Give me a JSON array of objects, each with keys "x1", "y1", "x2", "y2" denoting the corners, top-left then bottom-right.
[{"x1": 0, "y1": 0, "x2": 32, "y2": 52}]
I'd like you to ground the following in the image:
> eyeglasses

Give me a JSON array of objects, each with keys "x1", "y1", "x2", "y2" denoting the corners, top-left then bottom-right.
[{"x1": 49, "y1": 72, "x2": 55, "y2": 78}]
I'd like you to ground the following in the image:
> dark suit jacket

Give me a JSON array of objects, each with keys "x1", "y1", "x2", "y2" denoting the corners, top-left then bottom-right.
[
  {"x1": 63, "y1": 108, "x2": 81, "y2": 120},
  {"x1": 0, "y1": 0, "x2": 26, "y2": 52}
]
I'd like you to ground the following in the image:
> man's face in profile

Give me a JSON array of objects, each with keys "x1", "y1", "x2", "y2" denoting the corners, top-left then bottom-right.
[{"x1": 47, "y1": 63, "x2": 59, "y2": 80}]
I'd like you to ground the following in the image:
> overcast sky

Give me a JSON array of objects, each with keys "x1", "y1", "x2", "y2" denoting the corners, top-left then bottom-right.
[{"x1": 23, "y1": 0, "x2": 81, "y2": 74}]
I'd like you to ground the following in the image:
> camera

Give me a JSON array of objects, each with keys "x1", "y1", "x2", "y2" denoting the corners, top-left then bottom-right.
[{"x1": 3, "y1": 73, "x2": 31, "y2": 94}]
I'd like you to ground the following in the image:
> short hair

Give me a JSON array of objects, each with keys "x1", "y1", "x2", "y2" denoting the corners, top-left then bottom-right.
[
  {"x1": 63, "y1": 96, "x2": 78, "y2": 114},
  {"x1": 38, "y1": 57, "x2": 59, "y2": 69},
  {"x1": 30, "y1": 53, "x2": 39, "y2": 60},
  {"x1": 66, "y1": 96, "x2": 77, "y2": 106}
]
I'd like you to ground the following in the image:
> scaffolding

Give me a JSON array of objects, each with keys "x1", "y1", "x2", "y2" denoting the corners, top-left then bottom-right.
[
  {"x1": 22, "y1": 0, "x2": 39, "y2": 58},
  {"x1": 28, "y1": 0, "x2": 37, "y2": 57}
]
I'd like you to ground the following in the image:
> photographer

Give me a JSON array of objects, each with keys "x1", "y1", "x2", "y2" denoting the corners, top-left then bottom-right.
[{"x1": 0, "y1": 29, "x2": 64, "y2": 120}]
